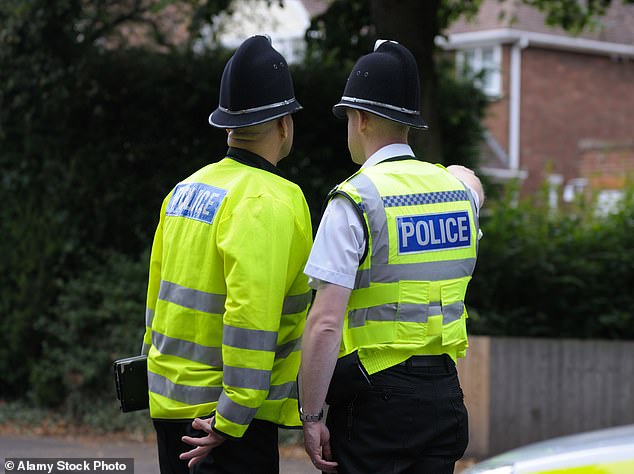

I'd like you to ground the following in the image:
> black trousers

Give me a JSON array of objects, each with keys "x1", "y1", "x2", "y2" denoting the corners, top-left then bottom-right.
[
  {"x1": 326, "y1": 355, "x2": 469, "y2": 474},
  {"x1": 153, "y1": 418, "x2": 279, "y2": 474}
]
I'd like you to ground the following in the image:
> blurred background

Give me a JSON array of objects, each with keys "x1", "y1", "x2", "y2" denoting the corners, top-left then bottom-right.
[{"x1": 0, "y1": 0, "x2": 633, "y2": 464}]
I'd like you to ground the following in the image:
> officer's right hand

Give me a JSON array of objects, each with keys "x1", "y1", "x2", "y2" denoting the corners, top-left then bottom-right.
[
  {"x1": 303, "y1": 420, "x2": 338, "y2": 473},
  {"x1": 180, "y1": 417, "x2": 226, "y2": 468}
]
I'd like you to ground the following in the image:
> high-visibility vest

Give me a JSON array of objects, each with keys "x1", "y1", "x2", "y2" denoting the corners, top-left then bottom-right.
[
  {"x1": 331, "y1": 158, "x2": 479, "y2": 374},
  {"x1": 141, "y1": 154, "x2": 313, "y2": 439}
]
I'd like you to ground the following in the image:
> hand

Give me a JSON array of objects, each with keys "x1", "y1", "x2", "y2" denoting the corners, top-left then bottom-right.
[
  {"x1": 303, "y1": 421, "x2": 338, "y2": 473},
  {"x1": 179, "y1": 417, "x2": 226, "y2": 468}
]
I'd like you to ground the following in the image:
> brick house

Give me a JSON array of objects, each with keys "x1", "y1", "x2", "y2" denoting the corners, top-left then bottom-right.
[{"x1": 439, "y1": 0, "x2": 634, "y2": 203}]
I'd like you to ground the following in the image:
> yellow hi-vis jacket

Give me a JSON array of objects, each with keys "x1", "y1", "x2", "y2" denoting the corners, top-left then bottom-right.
[
  {"x1": 331, "y1": 158, "x2": 479, "y2": 374},
  {"x1": 141, "y1": 148, "x2": 313, "y2": 439}
]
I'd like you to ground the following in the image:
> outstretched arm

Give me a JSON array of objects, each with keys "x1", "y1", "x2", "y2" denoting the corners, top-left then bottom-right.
[{"x1": 447, "y1": 165, "x2": 485, "y2": 208}]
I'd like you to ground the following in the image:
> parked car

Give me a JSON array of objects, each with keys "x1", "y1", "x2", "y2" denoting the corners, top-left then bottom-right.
[{"x1": 463, "y1": 424, "x2": 634, "y2": 473}]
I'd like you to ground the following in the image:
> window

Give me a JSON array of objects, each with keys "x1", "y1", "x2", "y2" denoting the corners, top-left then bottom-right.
[
  {"x1": 456, "y1": 45, "x2": 502, "y2": 98},
  {"x1": 595, "y1": 189, "x2": 624, "y2": 216}
]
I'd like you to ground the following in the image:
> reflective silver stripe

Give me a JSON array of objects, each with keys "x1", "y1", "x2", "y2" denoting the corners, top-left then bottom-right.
[
  {"x1": 349, "y1": 173, "x2": 390, "y2": 266},
  {"x1": 427, "y1": 303, "x2": 442, "y2": 318},
  {"x1": 159, "y1": 280, "x2": 225, "y2": 314},
  {"x1": 141, "y1": 342, "x2": 151, "y2": 355},
  {"x1": 159, "y1": 281, "x2": 309, "y2": 316},
  {"x1": 348, "y1": 301, "x2": 464, "y2": 328},
  {"x1": 223, "y1": 325, "x2": 277, "y2": 352},
  {"x1": 152, "y1": 329, "x2": 299, "y2": 366},
  {"x1": 149, "y1": 372, "x2": 295, "y2": 414},
  {"x1": 223, "y1": 365, "x2": 271, "y2": 391},
  {"x1": 268, "y1": 381, "x2": 298, "y2": 400},
  {"x1": 282, "y1": 291, "x2": 312, "y2": 314},
  {"x1": 354, "y1": 259, "x2": 476, "y2": 288},
  {"x1": 275, "y1": 337, "x2": 301, "y2": 359},
  {"x1": 152, "y1": 331, "x2": 222, "y2": 367},
  {"x1": 400, "y1": 301, "x2": 463, "y2": 323},
  {"x1": 442, "y1": 301, "x2": 464, "y2": 323},
  {"x1": 461, "y1": 181, "x2": 481, "y2": 253},
  {"x1": 341, "y1": 96, "x2": 420, "y2": 115},
  {"x1": 348, "y1": 304, "x2": 397, "y2": 328},
  {"x1": 148, "y1": 371, "x2": 223, "y2": 405},
  {"x1": 218, "y1": 98, "x2": 297, "y2": 115},
  {"x1": 462, "y1": 184, "x2": 479, "y2": 228},
  {"x1": 217, "y1": 393, "x2": 258, "y2": 425},
  {"x1": 145, "y1": 307, "x2": 155, "y2": 327}
]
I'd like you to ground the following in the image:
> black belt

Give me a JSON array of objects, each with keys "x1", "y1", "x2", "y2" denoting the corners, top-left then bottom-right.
[{"x1": 398, "y1": 354, "x2": 454, "y2": 368}]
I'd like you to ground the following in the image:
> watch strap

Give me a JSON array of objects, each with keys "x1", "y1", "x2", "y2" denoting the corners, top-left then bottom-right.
[{"x1": 299, "y1": 407, "x2": 323, "y2": 422}]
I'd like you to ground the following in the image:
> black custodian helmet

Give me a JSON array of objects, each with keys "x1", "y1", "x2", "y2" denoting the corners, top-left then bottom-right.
[
  {"x1": 333, "y1": 40, "x2": 427, "y2": 129},
  {"x1": 209, "y1": 35, "x2": 302, "y2": 129}
]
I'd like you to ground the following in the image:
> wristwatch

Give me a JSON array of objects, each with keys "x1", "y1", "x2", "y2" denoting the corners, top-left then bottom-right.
[{"x1": 299, "y1": 407, "x2": 323, "y2": 422}]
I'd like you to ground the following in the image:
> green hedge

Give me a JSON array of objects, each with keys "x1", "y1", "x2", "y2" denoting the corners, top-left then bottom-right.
[
  {"x1": 0, "y1": 48, "x2": 227, "y2": 398},
  {"x1": 467, "y1": 186, "x2": 634, "y2": 339},
  {"x1": 32, "y1": 250, "x2": 148, "y2": 409}
]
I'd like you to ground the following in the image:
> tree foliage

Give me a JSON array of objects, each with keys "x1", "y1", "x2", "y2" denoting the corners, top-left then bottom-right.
[{"x1": 525, "y1": 0, "x2": 634, "y2": 33}]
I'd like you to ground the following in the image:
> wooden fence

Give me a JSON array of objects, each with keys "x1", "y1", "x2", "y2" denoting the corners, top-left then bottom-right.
[{"x1": 457, "y1": 336, "x2": 634, "y2": 457}]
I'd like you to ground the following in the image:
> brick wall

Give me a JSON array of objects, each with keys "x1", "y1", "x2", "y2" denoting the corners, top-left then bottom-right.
[
  {"x1": 518, "y1": 48, "x2": 634, "y2": 192},
  {"x1": 578, "y1": 140, "x2": 634, "y2": 189},
  {"x1": 482, "y1": 46, "x2": 634, "y2": 192}
]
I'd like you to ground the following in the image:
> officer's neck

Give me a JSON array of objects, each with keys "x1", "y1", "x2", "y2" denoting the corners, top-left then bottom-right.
[
  {"x1": 237, "y1": 145, "x2": 281, "y2": 166},
  {"x1": 357, "y1": 113, "x2": 410, "y2": 164},
  {"x1": 361, "y1": 137, "x2": 409, "y2": 164},
  {"x1": 227, "y1": 137, "x2": 283, "y2": 167}
]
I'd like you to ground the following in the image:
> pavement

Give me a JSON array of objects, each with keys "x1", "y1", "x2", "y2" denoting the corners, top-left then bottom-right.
[
  {"x1": 0, "y1": 434, "x2": 316, "y2": 474},
  {"x1": 1, "y1": 434, "x2": 476, "y2": 473}
]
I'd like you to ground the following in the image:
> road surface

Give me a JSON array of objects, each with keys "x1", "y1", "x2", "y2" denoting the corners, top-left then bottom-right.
[
  {"x1": 0, "y1": 435, "x2": 315, "y2": 474},
  {"x1": 1, "y1": 434, "x2": 475, "y2": 473}
]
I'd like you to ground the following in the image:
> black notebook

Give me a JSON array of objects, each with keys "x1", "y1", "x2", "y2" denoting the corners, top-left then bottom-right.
[{"x1": 113, "y1": 354, "x2": 149, "y2": 412}]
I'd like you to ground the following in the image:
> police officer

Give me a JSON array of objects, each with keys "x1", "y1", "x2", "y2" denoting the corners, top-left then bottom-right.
[
  {"x1": 299, "y1": 40, "x2": 484, "y2": 473},
  {"x1": 141, "y1": 35, "x2": 313, "y2": 473}
]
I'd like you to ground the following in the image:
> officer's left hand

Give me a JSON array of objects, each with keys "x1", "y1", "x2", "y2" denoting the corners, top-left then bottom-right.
[
  {"x1": 303, "y1": 421, "x2": 338, "y2": 473},
  {"x1": 180, "y1": 416, "x2": 226, "y2": 468}
]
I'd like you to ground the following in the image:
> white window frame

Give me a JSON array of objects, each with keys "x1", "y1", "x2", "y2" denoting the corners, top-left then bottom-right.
[
  {"x1": 595, "y1": 189, "x2": 624, "y2": 216},
  {"x1": 456, "y1": 45, "x2": 502, "y2": 98}
]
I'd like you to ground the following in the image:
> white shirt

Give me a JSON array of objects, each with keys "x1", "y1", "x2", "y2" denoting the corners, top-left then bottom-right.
[{"x1": 304, "y1": 144, "x2": 480, "y2": 289}]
